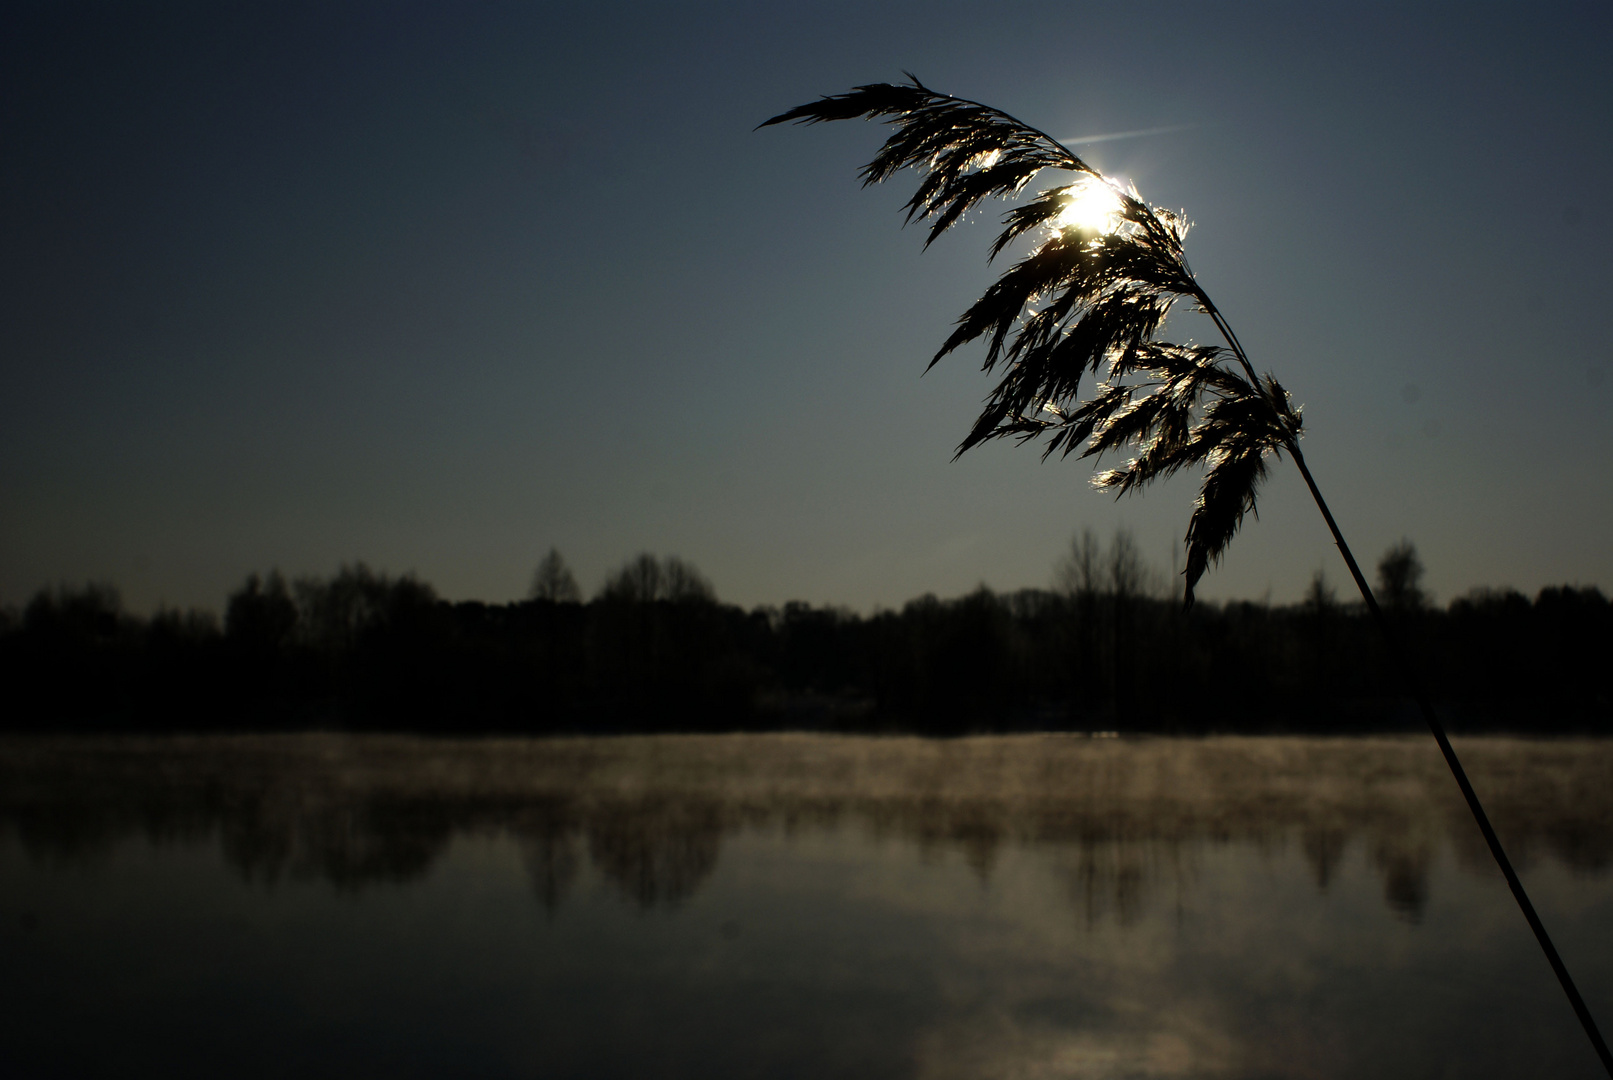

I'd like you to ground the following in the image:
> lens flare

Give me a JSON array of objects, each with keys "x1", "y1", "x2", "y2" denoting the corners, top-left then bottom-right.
[{"x1": 1053, "y1": 181, "x2": 1125, "y2": 235}]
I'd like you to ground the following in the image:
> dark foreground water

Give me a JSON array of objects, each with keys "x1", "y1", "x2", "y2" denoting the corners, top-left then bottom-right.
[{"x1": 2, "y1": 734, "x2": 1611, "y2": 1079}]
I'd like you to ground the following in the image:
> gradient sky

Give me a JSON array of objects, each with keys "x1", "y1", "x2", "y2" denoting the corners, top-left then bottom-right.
[{"x1": 4, "y1": 1, "x2": 1611, "y2": 614}]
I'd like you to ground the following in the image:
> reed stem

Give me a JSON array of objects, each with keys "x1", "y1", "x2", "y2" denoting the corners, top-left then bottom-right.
[
  {"x1": 1287, "y1": 445, "x2": 1613, "y2": 1077},
  {"x1": 1168, "y1": 210, "x2": 1604, "y2": 1071},
  {"x1": 1201, "y1": 290, "x2": 1613, "y2": 1072}
]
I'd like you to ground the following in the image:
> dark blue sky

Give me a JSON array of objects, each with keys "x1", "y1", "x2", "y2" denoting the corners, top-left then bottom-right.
[{"x1": 4, "y1": 1, "x2": 1610, "y2": 612}]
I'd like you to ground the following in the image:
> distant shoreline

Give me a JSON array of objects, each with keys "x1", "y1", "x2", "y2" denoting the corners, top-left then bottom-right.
[{"x1": 7, "y1": 569, "x2": 1608, "y2": 737}]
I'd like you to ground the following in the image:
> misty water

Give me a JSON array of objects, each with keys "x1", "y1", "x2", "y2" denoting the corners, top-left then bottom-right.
[{"x1": 2, "y1": 735, "x2": 1611, "y2": 1079}]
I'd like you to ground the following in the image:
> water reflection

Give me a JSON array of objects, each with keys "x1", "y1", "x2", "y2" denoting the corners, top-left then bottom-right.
[
  {"x1": 583, "y1": 796, "x2": 724, "y2": 908},
  {"x1": 3, "y1": 735, "x2": 1613, "y2": 1079},
  {"x1": 3, "y1": 733, "x2": 1610, "y2": 920}
]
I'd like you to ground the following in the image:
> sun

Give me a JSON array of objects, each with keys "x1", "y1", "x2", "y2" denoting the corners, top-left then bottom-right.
[{"x1": 1052, "y1": 180, "x2": 1125, "y2": 235}]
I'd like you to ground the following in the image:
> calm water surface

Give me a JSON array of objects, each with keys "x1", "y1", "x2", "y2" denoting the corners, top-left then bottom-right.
[{"x1": 2, "y1": 734, "x2": 1611, "y2": 1078}]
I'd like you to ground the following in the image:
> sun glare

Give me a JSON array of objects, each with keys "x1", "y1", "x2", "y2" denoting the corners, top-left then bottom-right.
[{"x1": 1053, "y1": 181, "x2": 1125, "y2": 235}]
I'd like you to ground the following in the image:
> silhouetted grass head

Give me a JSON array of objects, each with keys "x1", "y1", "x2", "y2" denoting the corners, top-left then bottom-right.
[{"x1": 763, "y1": 77, "x2": 1303, "y2": 605}]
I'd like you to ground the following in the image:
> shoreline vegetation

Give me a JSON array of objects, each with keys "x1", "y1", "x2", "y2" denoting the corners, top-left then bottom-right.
[{"x1": 3, "y1": 539, "x2": 1608, "y2": 736}]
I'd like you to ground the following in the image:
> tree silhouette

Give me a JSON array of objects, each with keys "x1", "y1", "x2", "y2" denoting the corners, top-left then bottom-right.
[
  {"x1": 24, "y1": 582, "x2": 123, "y2": 645},
  {"x1": 1054, "y1": 529, "x2": 1154, "y2": 714},
  {"x1": 764, "y1": 76, "x2": 1611, "y2": 1072},
  {"x1": 293, "y1": 563, "x2": 437, "y2": 653},
  {"x1": 1053, "y1": 529, "x2": 1104, "y2": 602},
  {"x1": 529, "y1": 548, "x2": 582, "y2": 603},
  {"x1": 1377, "y1": 539, "x2": 1428, "y2": 614},
  {"x1": 1304, "y1": 569, "x2": 1338, "y2": 614},
  {"x1": 226, "y1": 571, "x2": 298, "y2": 652},
  {"x1": 600, "y1": 554, "x2": 715, "y2": 604}
]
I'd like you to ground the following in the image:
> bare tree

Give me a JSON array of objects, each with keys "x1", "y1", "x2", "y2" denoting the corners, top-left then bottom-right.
[
  {"x1": 600, "y1": 554, "x2": 714, "y2": 604},
  {"x1": 529, "y1": 548, "x2": 581, "y2": 603},
  {"x1": 1304, "y1": 569, "x2": 1338, "y2": 614},
  {"x1": 601, "y1": 553, "x2": 661, "y2": 603},
  {"x1": 661, "y1": 556, "x2": 716, "y2": 604},
  {"x1": 1054, "y1": 529, "x2": 1156, "y2": 713},
  {"x1": 1054, "y1": 529, "x2": 1103, "y2": 600},
  {"x1": 1106, "y1": 530, "x2": 1152, "y2": 602},
  {"x1": 1377, "y1": 540, "x2": 1428, "y2": 614}
]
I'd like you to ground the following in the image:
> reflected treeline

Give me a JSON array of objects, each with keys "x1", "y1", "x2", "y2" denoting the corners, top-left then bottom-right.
[
  {"x1": 2, "y1": 734, "x2": 1610, "y2": 922},
  {"x1": 2, "y1": 540, "x2": 1609, "y2": 733}
]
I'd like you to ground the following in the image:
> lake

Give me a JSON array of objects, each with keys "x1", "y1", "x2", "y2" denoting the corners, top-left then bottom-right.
[{"x1": 2, "y1": 733, "x2": 1611, "y2": 1078}]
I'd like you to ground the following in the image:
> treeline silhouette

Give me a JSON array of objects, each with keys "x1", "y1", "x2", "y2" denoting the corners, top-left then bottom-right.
[{"x1": 2, "y1": 537, "x2": 1607, "y2": 734}]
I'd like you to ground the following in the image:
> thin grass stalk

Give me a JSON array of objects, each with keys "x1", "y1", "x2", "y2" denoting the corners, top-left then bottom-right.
[
  {"x1": 1200, "y1": 269, "x2": 1613, "y2": 1076},
  {"x1": 1287, "y1": 447, "x2": 1613, "y2": 1076},
  {"x1": 1191, "y1": 287, "x2": 1612, "y2": 1073},
  {"x1": 1205, "y1": 305, "x2": 1613, "y2": 1073}
]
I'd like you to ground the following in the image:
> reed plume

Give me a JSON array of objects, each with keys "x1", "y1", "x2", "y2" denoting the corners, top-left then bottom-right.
[{"x1": 762, "y1": 75, "x2": 1612, "y2": 1074}]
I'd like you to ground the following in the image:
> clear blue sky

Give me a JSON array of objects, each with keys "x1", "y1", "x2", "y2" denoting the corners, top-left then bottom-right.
[{"x1": 3, "y1": 1, "x2": 1610, "y2": 613}]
